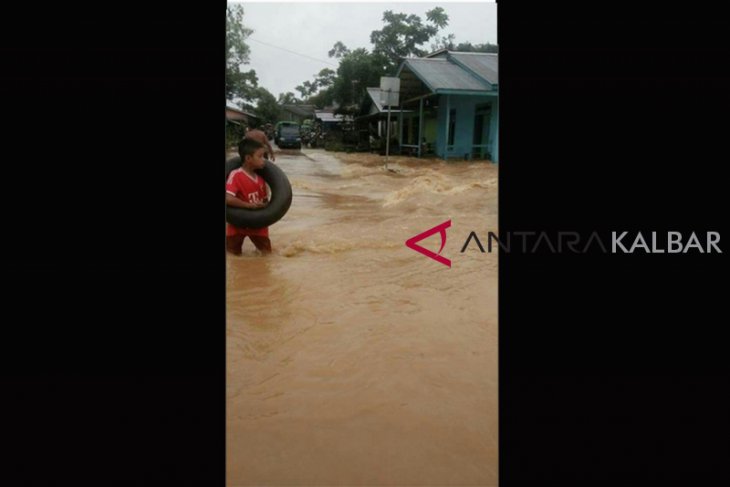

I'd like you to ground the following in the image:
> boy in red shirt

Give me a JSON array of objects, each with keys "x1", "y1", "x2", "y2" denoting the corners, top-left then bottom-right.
[{"x1": 226, "y1": 138, "x2": 272, "y2": 255}]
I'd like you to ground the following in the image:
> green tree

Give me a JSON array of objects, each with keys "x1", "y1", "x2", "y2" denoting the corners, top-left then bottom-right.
[
  {"x1": 295, "y1": 80, "x2": 317, "y2": 99},
  {"x1": 426, "y1": 7, "x2": 449, "y2": 28},
  {"x1": 308, "y1": 87, "x2": 335, "y2": 109},
  {"x1": 454, "y1": 42, "x2": 499, "y2": 53},
  {"x1": 328, "y1": 41, "x2": 350, "y2": 59},
  {"x1": 295, "y1": 68, "x2": 337, "y2": 103},
  {"x1": 226, "y1": 5, "x2": 258, "y2": 102},
  {"x1": 310, "y1": 7, "x2": 456, "y2": 111},
  {"x1": 430, "y1": 33, "x2": 456, "y2": 52},
  {"x1": 314, "y1": 68, "x2": 336, "y2": 90},
  {"x1": 253, "y1": 87, "x2": 280, "y2": 125},
  {"x1": 370, "y1": 7, "x2": 449, "y2": 71},
  {"x1": 331, "y1": 48, "x2": 388, "y2": 112},
  {"x1": 278, "y1": 92, "x2": 300, "y2": 105}
]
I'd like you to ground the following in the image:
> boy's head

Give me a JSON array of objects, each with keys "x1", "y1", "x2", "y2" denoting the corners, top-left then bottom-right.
[{"x1": 238, "y1": 138, "x2": 266, "y2": 170}]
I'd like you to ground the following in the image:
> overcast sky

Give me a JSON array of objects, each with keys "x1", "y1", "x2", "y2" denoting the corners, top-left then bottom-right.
[{"x1": 230, "y1": 1, "x2": 497, "y2": 102}]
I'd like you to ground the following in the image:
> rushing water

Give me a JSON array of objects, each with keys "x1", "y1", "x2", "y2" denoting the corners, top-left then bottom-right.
[{"x1": 227, "y1": 148, "x2": 498, "y2": 486}]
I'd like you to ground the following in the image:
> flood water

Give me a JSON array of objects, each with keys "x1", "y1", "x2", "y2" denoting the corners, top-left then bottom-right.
[{"x1": 227, "y1": 147, "x2": 498, "y2": 486}]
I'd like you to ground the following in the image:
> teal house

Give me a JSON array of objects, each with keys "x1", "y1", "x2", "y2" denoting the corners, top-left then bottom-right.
[{"x1": 395, "y1": 50, "x2": 498, "y2": 162}]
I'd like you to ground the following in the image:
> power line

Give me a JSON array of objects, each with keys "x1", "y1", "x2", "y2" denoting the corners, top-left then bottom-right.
[{"x1": 248, "y1": 37, "x2": 339, "y2": 67}]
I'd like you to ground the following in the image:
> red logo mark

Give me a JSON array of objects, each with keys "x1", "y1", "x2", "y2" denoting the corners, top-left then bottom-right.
[{"x1": 405, "y1": 220, "x2": 452, "y2": 267}]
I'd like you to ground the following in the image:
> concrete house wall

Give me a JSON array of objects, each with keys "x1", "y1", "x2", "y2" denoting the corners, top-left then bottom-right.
[{"x1": 435, "y1": 95, "x2": 498, "y2": 160}]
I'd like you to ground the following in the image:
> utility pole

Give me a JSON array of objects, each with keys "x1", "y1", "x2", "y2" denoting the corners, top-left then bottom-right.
[
  {"x1": 380, "y1": 77, "x2": 400, "y2": 172},
  {"x1": 385, "y1": 94, "x2": 392, "y2": 170}
]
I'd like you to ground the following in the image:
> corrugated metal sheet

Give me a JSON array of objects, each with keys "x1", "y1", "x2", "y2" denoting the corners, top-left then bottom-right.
[
  {"x1": 366, "y1": 87, "x2": 385, "y2": 111},
  {"x1": 404, "y1": 58, "x2": 492, "y2": 92},
  {"x1": 226, "y1": 106, "x2": 258, "y2": 122},
  {"x1": 281, "y1": 104, "x2": 315, "y2": 117},
  {"x1": 315, "y1": 111, "x2": 352, "y2": 123},
  {"x1": 448, "y1": 52, "x2": 498, "y2": 86},
  {"x1": 365, "y1": 87, "x2": 410, "y2": 113}
]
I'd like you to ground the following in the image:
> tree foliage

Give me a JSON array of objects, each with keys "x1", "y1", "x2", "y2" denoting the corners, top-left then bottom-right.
[
  {"x1": 425, "y1": 7, "x2": 449, "y2": 29},
  {"x1": 328, "y1": 41, "x2": 350, "y2": 59},
  {"x1": 322, "y1": 7, "x2": 449, "y2": 109},
  {"x1": 370, "y1": 8, "x2": 449, "y2": 71},
  {"x1": 226, "y1": 4, "x2": 251, "y2": 67},
  {"x1": 278, "y1": 92, "x2": 300, "y2": 105},
  {"x1": 253, "y1": 87, "x2": 280, "y2": 125},
  {"x1": 226, "y1": 5, "x2": 258, "y2": 102},
  {"x1": 430, "y1": 33, "x2": 456, "y2": 52},
  {"x1": 314, "y1": 68, "x2": 336, "y2": 89},
  {"x1": 291, "y1": 6, "x2": 497, "y2": 113},
  {"x1": 296, "y1": 68, "x2": 337, "y2": 99},
  {"x1": 454, "y1": 42, "x2": 499, "y2": 53},
  {"x1": 331, "y1": 48, "x2": 388, "y2": 112},
  {"x1": 307, "y1": 88, "x2": 335, "y2": 110},
  {"x1": 295, "y1": 81, "x2": 317, "y2": 99}
]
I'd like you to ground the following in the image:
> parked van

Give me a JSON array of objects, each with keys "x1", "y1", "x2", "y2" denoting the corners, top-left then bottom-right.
[{"x1": 274, "y1": 121, "x2": 301, "y2": 149}]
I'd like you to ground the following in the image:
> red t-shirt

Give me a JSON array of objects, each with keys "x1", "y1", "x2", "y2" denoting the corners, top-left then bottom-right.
[{"x1": 226, "y1": 168, "x2": 269, "y2": 237}]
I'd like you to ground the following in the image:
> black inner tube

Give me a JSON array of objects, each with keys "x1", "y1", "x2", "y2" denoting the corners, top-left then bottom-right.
[{"x1": 226, "y1": 156, "x2": 293, "y2": 229}]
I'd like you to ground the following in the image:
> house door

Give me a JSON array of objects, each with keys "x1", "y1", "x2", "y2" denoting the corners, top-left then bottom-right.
[{"x1": 473, "y1": 103, "x2": 492, "y2": 159}]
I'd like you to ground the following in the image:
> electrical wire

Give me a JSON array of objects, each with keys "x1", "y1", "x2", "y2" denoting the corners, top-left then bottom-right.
[{"x1": 248, "y1": 37, "x2": 338, "y2": 67}]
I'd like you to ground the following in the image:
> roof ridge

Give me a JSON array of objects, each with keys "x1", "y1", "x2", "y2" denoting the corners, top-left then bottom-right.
[
  {"x1": 448, "y1": 51, "x2": 498, "y2": 56},
  {"x1": 409, "y1": 57, "x2": 448, "y2": 62},
  {"x1": 445, "y1": 52, "x2": 498, "y2": 87}
]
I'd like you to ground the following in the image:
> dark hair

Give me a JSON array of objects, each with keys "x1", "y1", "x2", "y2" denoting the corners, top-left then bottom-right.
[{"x1": 238, "y1": 137, "x2": 265, "y2": 159}]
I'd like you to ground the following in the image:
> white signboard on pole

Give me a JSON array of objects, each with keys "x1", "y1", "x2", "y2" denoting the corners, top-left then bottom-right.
[{"x1": 379, "y1": 77, "x2": 400, "y2": 107}]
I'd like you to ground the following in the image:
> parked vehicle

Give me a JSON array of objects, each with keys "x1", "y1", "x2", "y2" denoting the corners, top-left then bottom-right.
[{"x1": 275, "y1": 122, "x2": 301, "y2": 149}]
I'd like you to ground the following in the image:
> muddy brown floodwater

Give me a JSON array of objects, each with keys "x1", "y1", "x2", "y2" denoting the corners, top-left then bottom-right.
[{"x1": 227, "y1": 148, "x2": 498, "y2": 486}]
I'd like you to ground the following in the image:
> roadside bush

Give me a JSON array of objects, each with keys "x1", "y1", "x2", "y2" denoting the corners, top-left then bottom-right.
[
  {"x1": 226, "y1": 123, "x2": 245, "y2": 149},
  {"x1": 324, "y1": 141, "x2": 345, "y2": 152}
]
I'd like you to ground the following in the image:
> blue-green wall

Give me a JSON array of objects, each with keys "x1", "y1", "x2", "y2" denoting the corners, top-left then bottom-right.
[
  {"x1": 434, "y1": 94, "x2": 499, "y2": 163},
  {"x1": 490, "y1": 97, "x2": 499, "y2": 163}
]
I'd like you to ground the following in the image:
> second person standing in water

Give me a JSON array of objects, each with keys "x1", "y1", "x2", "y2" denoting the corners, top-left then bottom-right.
[{"x1": 245, "y1": 127, "x2": 275, "y2": 162}]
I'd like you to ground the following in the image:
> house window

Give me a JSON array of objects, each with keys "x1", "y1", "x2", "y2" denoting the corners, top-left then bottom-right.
[{"x1": 448, "y1": 109, "x2": 456, "y2": 146}]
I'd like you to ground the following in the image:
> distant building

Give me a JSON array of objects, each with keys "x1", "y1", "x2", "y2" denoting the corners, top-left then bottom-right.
[
  {"x1": 393, "y1": 51, "x2": 499, "y2": 162},
  {"x1": 280, "y1": 104, "x2": 316, "y2": 124},
  {"x1": 356, "y1": 87, "x2": 413, "y2": 141},
  {"x1": 314, "y1": 109, "x2": 352, "y2": 132},
  {"x1": 226, "y1": 104, "x2": 260, "y2": 127}
]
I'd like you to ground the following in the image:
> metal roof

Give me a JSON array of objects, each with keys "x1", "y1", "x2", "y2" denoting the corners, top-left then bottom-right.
[
  {"x1": 396, "y1": 52, "x2": 498, "y2": 95},
  {"x1": 448, "y1": 52, "x2": 498, "y2": 86},
  {"x1": 281, "y1": 104, "x2": 316, "y2": 117},
  {"x1": 225, "y1": 106, "x2": 259, "y2": 121},
  {"x1": 402, "y1": 58, "x2": 492, "y2": 93},
  {"x1": 314, "y1": 111, "x2": 352, "y2": 123},
  {"x1": 365, "y1": 87, "x2": 410, "y2": 113}
]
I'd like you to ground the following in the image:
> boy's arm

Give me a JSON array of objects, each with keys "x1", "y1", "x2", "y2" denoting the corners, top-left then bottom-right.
[{"x1": 226, "y1": 193, "x2": 266, "y2": 209}]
